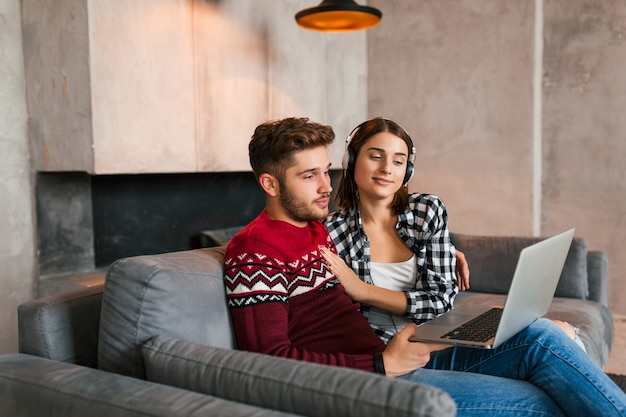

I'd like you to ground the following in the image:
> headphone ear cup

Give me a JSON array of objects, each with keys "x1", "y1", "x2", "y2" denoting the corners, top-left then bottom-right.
[
  {"x1": 403, "y1": 161, "x2": 415, "y2": 186},
  {"x1": 342, "y1": 148, "x2": 355, "y2": 177}
]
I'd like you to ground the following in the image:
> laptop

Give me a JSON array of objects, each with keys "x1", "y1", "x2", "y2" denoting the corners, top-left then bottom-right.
[{"x1": 410, "y1": 228, "x2": 575, "y2": 349}]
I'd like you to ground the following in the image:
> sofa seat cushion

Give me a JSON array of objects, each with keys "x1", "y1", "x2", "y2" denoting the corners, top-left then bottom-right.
[
  {"x1": 455, "y1": 292, "x2": 613, "y2": 369},
  {"x1": 451, "y1": 233, "x2": 589, "y2": 299},
  {"x1": 142, "y1": 335, "x2": 457, "y2": 417},
  {"x1": 98, "y1": 247, "x2": 234, "y2": 379}
]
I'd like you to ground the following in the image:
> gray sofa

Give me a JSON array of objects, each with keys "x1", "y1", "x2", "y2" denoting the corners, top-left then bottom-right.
[{"x1": 0, "y1": 233, "x2": 613, "y2": 416}]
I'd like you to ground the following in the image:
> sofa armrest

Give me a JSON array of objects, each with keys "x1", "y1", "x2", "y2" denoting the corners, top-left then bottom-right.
[
  {"x1": 142, "y1": 335, "x2": 456, "y2": 417},
  {"x1": 586, "y1": 250, "x2": 609, "y2": 306},
  {"x1": 17, "y1": 285, "x2": 104, "y2": 367},
  {"x1": 0, "y1": 353, "x2": 295, "y2": 417}
]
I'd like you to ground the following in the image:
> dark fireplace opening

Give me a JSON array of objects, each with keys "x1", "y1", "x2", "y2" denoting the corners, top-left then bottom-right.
[
  {"x1": 90, "y1": 172, "x2": 266, "y2": 267},
  {"x1": 35, "y1": 170, "x2": 342, "y2": 280},
  {"x1": 35, "y1": 171, "x2": 265, "y2": 277}
]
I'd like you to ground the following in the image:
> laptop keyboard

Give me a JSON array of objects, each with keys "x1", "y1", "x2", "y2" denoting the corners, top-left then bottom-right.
[{"x1": 441, "y1": 307, "x2": 503, "y2": 343}]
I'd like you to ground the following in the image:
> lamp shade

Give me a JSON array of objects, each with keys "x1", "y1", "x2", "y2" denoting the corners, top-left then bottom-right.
[{"x1": 295, "y1": 0, "x2": 382, "y2": 32}]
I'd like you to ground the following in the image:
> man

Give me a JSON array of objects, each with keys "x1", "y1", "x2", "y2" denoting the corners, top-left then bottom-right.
[{"x1": 224, "y1": 117, "x2": 625, "y2": 417}]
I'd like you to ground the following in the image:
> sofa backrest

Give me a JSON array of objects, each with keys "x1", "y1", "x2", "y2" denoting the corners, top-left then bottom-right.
[
  {"x1": 97, "y1": 246, "x2": 235, "y2": 379},
  {"x1": 450, "y1": 233, "x2": 591, "y2": 300}
]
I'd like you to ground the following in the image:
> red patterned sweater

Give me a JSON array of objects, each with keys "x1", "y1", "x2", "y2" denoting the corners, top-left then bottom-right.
[{"x1": 224, "y1": 209, "x2": 385, "y2": 372}]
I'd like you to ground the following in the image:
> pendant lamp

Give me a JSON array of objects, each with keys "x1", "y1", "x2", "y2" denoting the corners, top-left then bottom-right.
[{"x1": 295, "y1": 0, "x2": 382, "y2": 33}]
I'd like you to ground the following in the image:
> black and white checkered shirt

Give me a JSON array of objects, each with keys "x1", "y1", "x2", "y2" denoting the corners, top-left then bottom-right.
[{"x1": 326, "y1": 193, "x2": 458, "y2": 344}]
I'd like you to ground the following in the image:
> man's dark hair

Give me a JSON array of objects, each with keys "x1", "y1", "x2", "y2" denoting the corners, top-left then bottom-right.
[{"x1": 249, "y1": 117, "x2": 335, "y2": 180}]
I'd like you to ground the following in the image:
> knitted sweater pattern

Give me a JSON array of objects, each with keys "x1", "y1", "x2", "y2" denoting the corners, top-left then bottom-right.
[{"x1": 224, "y1": 210, "x2": 384, "y2": 371}]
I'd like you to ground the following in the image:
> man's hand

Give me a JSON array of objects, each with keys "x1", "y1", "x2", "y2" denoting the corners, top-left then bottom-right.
[
  {"x1": 381, "y1": 324, "x2": 450, "y2": 377},
  {"x1": 456, "y1": 250, "x2": 470, "y2": 291}
]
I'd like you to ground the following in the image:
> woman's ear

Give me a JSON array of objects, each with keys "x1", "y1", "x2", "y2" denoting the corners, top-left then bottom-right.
[{"x1": 259, "y1": 173, "x2": 279, "y2": 197}]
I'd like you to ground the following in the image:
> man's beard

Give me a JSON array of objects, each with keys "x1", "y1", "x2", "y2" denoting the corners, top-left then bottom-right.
[{"x1": 279, "y1": 182, "x2": 330, "y2": 223}]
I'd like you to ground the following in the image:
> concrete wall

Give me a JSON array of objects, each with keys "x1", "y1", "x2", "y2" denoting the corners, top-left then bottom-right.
[
  {"x1": 368, "y1": 0, "x2": 626, "y2": 314},
  {"x1": 0, "y1": 1, "x2": 37, "y2": 353},
  {"x1": 368, "y1": 1, "x2": 535, "y2": 235},
  {"x1": 542, "y1": 0, "x2": 626, "y2": 314},
  {"x1": 22, "y1": 0, "x2": 366, "y2": 174}
]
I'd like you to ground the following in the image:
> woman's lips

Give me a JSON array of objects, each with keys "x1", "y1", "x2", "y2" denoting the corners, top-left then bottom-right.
[{"x1": 372, "y1": 177, "x2": 393, "y2": 186}]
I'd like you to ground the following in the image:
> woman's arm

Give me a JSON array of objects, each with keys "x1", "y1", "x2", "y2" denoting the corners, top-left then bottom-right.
[
  {"x1": 456, "y1": 250, "x2": 470, "y2": 291},
  {"x1": 320, "y1": 246, "x2": 408, "y2": 315},
  {"x1": 401, "y1": 195, "x2": 458, "y2": 321}
]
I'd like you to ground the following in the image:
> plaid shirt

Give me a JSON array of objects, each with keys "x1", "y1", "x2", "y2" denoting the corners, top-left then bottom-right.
[{"x1": 326, "y1": 193, "x2": 458, "y2": 344}]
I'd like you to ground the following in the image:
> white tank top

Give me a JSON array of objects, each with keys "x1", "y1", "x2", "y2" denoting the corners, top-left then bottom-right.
[{"x1": 368, "y1": 255, "x2": 417, "y2": 334}]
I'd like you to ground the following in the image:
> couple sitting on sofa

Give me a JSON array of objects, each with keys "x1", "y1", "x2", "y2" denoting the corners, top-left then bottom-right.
[{"x1": 223, "y1": 116, "x2": 626, "y2": 416}]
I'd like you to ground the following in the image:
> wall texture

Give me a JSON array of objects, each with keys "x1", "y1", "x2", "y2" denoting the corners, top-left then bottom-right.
[
  {"x1": 22, "y1": 0, "x2": 366, "y2": 174},
  {"x1": 368, "y1": 0, "x2": 626, "y2": 314},
  {"x1": 368, "y1": 1, "x2": 535, "y2": 235},
  {"x1": 542, "y1": 0, "x2": 626, "y2": 314},
  {"x1": 0, "y1": 0, "x2": 37, "y2": 353}
]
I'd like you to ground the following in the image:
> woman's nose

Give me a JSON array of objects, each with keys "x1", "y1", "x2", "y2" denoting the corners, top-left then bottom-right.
[{"x1": 380, "y1": 159, "x2": 392, "y2": 173}]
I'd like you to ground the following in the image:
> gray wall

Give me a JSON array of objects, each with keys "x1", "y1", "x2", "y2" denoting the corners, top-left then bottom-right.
[
  {"x1": 21, "y1": 0, "x2": 366, "y2": 174},
  {"x1": 542, "y1": 1, "x2": 626, "y2": 312},
  {"x1": 369, "y1": 0, "x2": 626, "y2": 313},
  {"x1": 0, "y1": 0, "x2": 37, "y2": 353}
]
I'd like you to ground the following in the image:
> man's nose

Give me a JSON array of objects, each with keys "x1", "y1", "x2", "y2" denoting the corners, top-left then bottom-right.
[{"x1": 320, "y1": 176, "x2": 333, "y2": 194}]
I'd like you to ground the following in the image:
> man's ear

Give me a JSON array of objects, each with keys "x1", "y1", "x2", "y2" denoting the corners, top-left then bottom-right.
[{"x1": 259, "y1": 173, "x2": 279, "y2": 197}]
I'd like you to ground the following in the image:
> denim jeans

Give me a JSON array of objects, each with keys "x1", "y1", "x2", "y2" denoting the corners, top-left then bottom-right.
[{"x1": 399, "y1": 319, "x2": 626, "y2": 417}]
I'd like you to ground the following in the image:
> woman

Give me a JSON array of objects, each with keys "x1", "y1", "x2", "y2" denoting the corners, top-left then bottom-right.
[
  {"x1": 324, "y1": 117, "x2": 465, "y2": 343},
  {"x1": 323, "y1": 117, "x2": 578, "y2": 343},
  {"x1": 320, "y1": 117, "x2": 625, "y2": 416}
]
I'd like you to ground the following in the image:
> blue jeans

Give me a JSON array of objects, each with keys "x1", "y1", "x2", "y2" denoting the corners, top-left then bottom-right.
[{"x1": 399, "y1": 319, "x2": 626, "y2": 417}]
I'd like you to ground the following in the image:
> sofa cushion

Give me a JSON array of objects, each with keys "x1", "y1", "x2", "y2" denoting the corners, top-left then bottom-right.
[
  {"x1": 451, "y1": 233, "x2": 588, "y2": 299},
  {"x1": 18, "y1": 284, "x2": 103, "y2": 367},
  {"x1": 142, "y1": 335, "x2": 457, "y2": 417},
  {"x1": 98, "y1": 247, "x2": 235, "y2": 379},
  {"x1": 0, "y1": 353, "x2": 297, "y2": 417},
  {"x1": 454, "y1": 292, "x2": 613, "y2": 369},
  {"x1": 586, "y1": 250, "x2": 609, "y2": 306}
]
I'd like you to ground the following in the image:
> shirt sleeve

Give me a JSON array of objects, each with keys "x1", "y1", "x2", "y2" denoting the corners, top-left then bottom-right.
[{"x1": 403, "y1": 195, "x2": 459, "y2": 323}]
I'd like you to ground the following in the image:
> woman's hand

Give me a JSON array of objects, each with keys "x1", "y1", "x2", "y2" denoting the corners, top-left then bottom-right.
[
  {"x1": 456, "y1": 250, "x2": 470, "y2": 291},
  {"x1": 319, "y1": 246, "x2": 368, "y2": 301}
]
